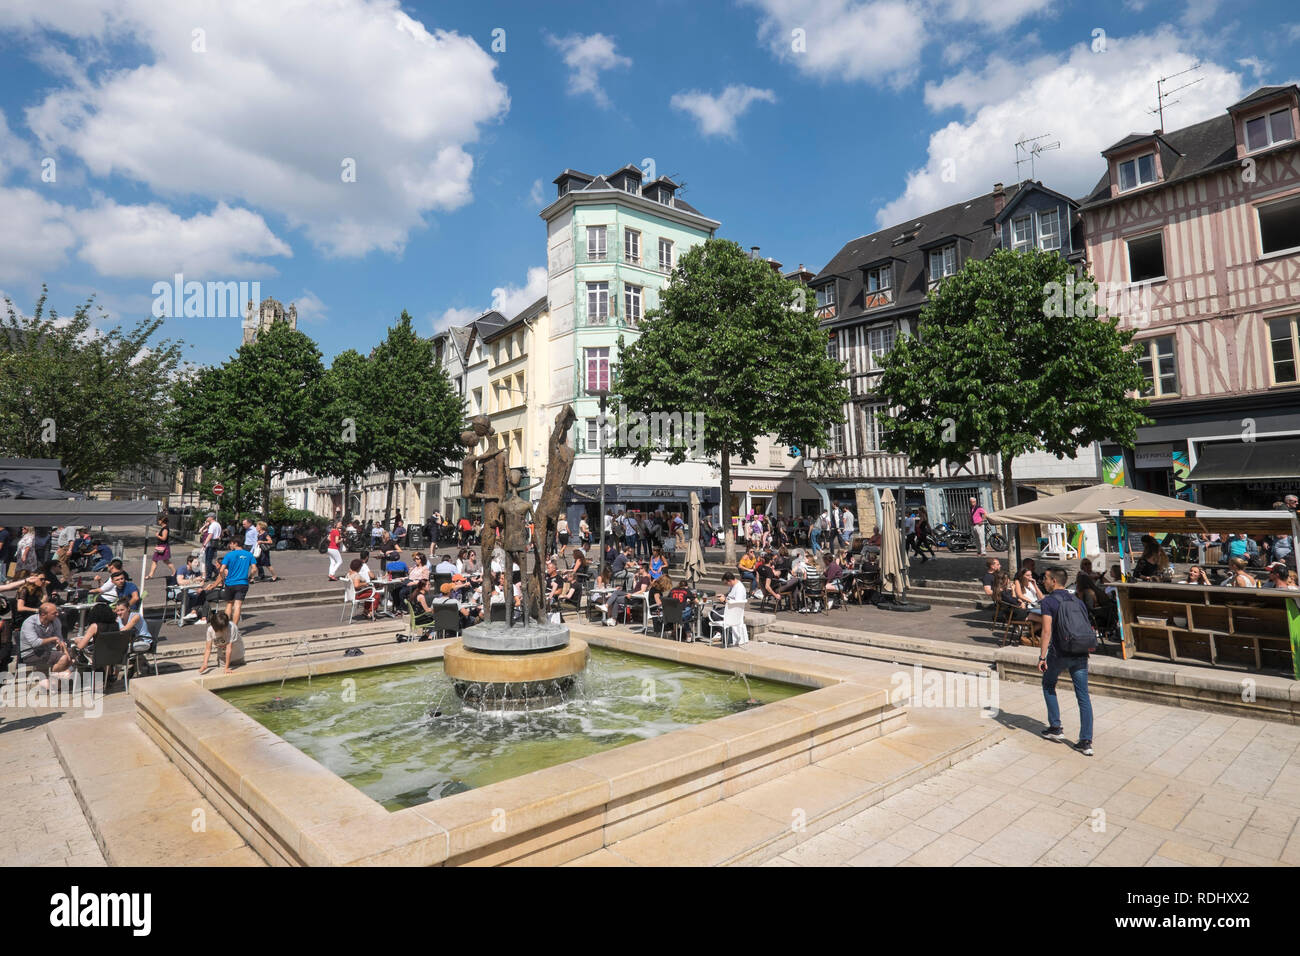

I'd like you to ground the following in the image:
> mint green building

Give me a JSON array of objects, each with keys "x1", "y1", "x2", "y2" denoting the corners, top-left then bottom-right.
[{"x1": 540, "y1": 165, "x2": 721, "y2": 525}]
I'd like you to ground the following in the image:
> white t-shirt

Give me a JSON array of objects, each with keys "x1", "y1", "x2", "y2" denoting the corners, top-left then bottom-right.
[
  {"x1": 727, "y1": 580, "x2": 747, "y2": 603},
  {"x1": 841, "y1": 510, "x2": 855, "y2": 534},
  {"x1": 204, "y1": 521, "x2": 221, "y2": 545},
  {"x1": 204, "y1": 621, "x2": 245, "y2": 662},
  {"x1": 904, "y1": 515, "x2": 917, "y2": 534}
]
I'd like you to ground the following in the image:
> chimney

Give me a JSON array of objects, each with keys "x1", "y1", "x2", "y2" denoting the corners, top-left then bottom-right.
[
  {"x1": 992, "y1": 182, "x2": 1006, "y2": 214},
  {"x1": 750, "y1": 246, "x2": 760, "y2": 260}
]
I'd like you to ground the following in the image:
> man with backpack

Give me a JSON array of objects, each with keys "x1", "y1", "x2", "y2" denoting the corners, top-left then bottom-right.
[{"x1": 1038, "y1": 566, "x2": 1096, "y2": 756}]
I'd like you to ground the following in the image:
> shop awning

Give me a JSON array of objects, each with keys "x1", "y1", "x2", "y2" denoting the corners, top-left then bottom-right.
[
  {"x1": 1186, "y1": 438, "x2": 1300, "y2": 482},
  {"x1": 0, "y1": 499, "x2": 161, "y2": 527}
]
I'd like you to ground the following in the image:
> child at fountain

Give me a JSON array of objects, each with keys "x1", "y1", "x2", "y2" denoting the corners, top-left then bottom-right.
[{"x1": 199, "y1": 610, "x2": 245, "y2": 675}]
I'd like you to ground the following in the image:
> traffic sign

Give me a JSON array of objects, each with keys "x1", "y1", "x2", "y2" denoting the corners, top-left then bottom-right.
[{"x1": 213, "y1": 482, "x2": 225, "y2": 497}]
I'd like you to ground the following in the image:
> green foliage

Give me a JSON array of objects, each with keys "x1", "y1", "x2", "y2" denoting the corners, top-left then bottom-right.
[
  {"x1": 876, "y1": 249, "x2": 1150, "y2": 477},
  {"x1": 367, "y1": 311, "x2": 465, "y2": 521},
  {"x1": 612, "y1": 238, "x2": 848, "y2": 465},
  {"x1": 0, "y1": 286, "x2": 183, "y2": 490}
]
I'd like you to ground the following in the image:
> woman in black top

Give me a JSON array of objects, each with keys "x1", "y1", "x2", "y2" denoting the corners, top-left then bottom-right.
[
  {"x1": 146, "y1": 516, "x2": 175, "y2": 580},
  {"x1": 914, "y1": 508, "x2": 937, "y2": 561}
]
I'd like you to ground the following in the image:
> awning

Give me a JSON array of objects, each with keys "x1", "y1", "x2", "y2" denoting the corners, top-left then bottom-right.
[
  {"x1": 985, "y1": 483, "x2": 1194, "y2": 525},
  {"x1": 0, "y1": 499, "x2": 161, "y2": 527},
  {"x1": 1186, "y1": 438, "x2": 1300, "y2": 482}
]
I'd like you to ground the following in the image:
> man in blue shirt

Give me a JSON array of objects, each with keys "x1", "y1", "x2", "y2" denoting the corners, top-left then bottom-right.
[{"x1": 217, "y1": 539, "x2": 256, "y2": 625}]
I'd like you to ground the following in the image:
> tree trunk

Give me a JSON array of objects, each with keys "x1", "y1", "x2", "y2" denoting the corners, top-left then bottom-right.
[
  {"x1": 233, "y1": 472, "x2": 242, "y2": 527},
  {"x1": 343, "y1": 476, "x2": 352, "y2": 524},
  {"x1": 262, "y1": 462, "x2": 272, "y2": 520},
  {"x1": 721, "y1": 449, "x2": 735, "y2": 567},
  {"x1": 383, "y1": 469, "x2": 395, "y2": 528},
  {"x1": 1000, "y1": 452, "x2": 1019, "y2": 570}
]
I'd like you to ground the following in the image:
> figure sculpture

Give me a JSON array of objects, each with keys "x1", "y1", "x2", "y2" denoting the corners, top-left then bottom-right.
[{"x1": 527, "y1": 405, "x2": 578, "y2": 621}]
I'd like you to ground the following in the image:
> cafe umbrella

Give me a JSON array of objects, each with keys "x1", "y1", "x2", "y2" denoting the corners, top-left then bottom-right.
[{"x1": 682, "y1": 491, "x2": 705, "y2": 589}]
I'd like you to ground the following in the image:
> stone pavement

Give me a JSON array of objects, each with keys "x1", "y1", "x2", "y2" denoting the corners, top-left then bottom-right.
[
  {"x1": 758, "y1": 678, "x2": 1300, "y2": 867},
  {"x1": 0, "y1": 711, "x2": 106, "y2": 867}
]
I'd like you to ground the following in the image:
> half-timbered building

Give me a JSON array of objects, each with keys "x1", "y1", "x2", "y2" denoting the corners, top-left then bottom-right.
[{"x1": 1080, "y1": 86, "x2": 1300, "y2": 508}]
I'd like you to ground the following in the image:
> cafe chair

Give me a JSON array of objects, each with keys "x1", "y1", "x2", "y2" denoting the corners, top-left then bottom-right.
[
  {"x1": 658, "y1": 597, "x2": 688, "y2": 642},
  {"x1": 77, "y1": 631, "x2": 132, "y2": 699},
  {"x1": 340, "y1": 578, "x2": 359, "y2": 625},
  {"x1": 709, "y1": 600, "x2": 747, "y2": 648}
]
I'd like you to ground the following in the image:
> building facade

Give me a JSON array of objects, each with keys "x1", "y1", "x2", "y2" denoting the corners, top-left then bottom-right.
[
  {"x1": 541, "y1": 166, "x2": 723, "y2": 527},
  {"x1": 805, "y1": 182, "x2": 1098, "y2": 533},
  {"x1": 1080, "y1": 85, "x2": 1300, "y2": 508}
]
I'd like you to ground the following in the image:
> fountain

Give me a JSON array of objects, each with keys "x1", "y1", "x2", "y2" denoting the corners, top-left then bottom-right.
[{"x1": 443, "y1": 405, "x2": 588, "y2": 710}]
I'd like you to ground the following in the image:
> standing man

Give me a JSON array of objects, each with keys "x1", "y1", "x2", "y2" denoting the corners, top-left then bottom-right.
[
  {"x1": 201, "y1": 513, "x2": 222, "y2": 581},
  {"x1": 1038, "y1": 566, "x2": 1096, "y2": 756},
  {"x1": 216, "y1": 538, "x2": 256, "y2": 626},
  {"x1": 970, "y1": 495, "x2": 988, "y2": 556},
  {"x1": 903, "y1": 509, "x2": 919, "y2": 556},
  {"x1": 810, "y1": 509, "x2": 822, "y2": 555},
  {"x1": 242, "y1": 517, "x2": 258, "y2": 556},
  {"x1": 839, "y1": 504, "x2": 855, "y2": 549}
]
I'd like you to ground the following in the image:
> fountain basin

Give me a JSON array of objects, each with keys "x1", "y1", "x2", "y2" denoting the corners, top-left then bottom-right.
[
  {"x1": 443, "y1": 637, "x2": 588, "y2": 710},
  {"x1": 461, "y1": 620, "x2": 571, "y2": 654}
]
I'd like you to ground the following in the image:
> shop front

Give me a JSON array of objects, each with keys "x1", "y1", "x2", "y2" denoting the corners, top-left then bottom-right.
[{"x1": 564, "y1": 484, "x2": 721, "y2": 533}]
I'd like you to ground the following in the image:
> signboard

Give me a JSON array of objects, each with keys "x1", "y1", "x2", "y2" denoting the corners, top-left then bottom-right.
[
  {"x1": 1134, "y1": 443, "x2": 1173, "y2": 469},
  {"x1": 212, "y1": 482, "x2": 225, "y2": 497}
]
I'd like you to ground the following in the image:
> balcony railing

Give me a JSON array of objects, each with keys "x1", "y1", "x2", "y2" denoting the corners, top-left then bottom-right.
[
  {"x1": 575, "y1": 298, "x2": 637, "y2": 329},
  {"x1": 577, "y1": 246, "x2": 613, "y2": 264}
]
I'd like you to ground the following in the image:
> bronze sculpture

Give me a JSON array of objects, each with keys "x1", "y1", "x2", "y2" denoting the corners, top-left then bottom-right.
[
  {"x1": 527, "y1": 405, "x2": 578, "y2": 621},
  {"x1": 458, "y1": 414, "x2": 508, "y2": 608},
  {"x1": 499, "y1": 472, "x2": 535, "y2": 627}
]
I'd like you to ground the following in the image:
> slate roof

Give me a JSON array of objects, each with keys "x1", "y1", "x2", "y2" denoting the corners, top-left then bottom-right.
[
  {"x1": 550, "y1": 165, "x2": 709, "y2": 219},
  {"x1": 811, "y1": 183, "x2": 1023, "y2": 327},
  {"x1": 1081, "y1": 86, "x2": 1300, "y2": 210}
]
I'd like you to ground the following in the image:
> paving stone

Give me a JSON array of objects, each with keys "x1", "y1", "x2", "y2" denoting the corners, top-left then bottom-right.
[
  {"x1": 845, "y1": 840, "x2": 912, "y2": 867},
  {"x1": 905, "y1": 832, "x2": 980, "y2": 866}
]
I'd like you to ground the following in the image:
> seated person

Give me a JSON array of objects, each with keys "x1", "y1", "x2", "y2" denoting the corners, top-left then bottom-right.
[
  {"x1": 347, "y1": 559, "x2": 380, "y2": 619},
  {"x1": 649, "y1": 572, "x2": 673, "y2": 611},
  {"x1": 1226, "y1": 556, "x2": 1257, "y2": 588},
  {"x1": 710, "y1": 572, "x2": 748, "y2": 625},
  {"x1": 823, "y1": 553, "x2": 843, "y2": 607},
  {"x1": 199, "y1": 609, "x2": 244, "y2": 675},
  {"x1": 738, "y1": 547, "x2": 757, "y2": 589},
  {"x1": 544, "y1": 560, "x2": 568, "y2": 605},
  {"x1": 1185, "y1": 566, "x2": 1213, "y2": 586},
  {"x1": 980, "y1": 558, "x2": 1002, "y2": 600},
  {"x1": 434, "y1": 554, "x2": 458, "y2": 576},
  {"x1": 175, "y1": 557, "x2": 210, "y2": 622},
  {"x1": 90, "y1": 540, "x2": 115, "y2": 571},
  {"x1": 649, "y1": 549, "x2": 667, "y2": 581},
  {"x1": 408, "y1": 580, "x2": 438, "y2": 626},
  {"x1": 71, "y1": 601, "x2": 117, "y2": 660},
  {"x1": 666, "y1": 580, "x2": 695, "y2": 629},
  {"x1": 994, "y1": 571, "x2": 1039, "y2": 638},
  {"x1": 18, "y1": 602, "x2": 74, "y2": 682}
]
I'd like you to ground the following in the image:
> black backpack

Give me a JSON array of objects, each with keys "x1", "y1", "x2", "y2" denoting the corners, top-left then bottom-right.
[{"x1": 1050, "y1": 589, "x2": 1098, "y2": 656}]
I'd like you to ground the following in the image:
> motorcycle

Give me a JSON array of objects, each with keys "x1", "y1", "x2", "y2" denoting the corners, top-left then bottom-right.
[{"x1": 933, "y1": 522, "x2": 1007, "y2": 553}]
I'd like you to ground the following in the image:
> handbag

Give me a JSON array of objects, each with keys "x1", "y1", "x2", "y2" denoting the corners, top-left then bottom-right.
[{"x1": 251, "y1": 542, "x2": 262, "y2": 560}]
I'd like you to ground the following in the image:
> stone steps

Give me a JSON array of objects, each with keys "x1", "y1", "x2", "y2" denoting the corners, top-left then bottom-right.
[
  {"x1": 764, "y1": 630, "x2": 993, "y2": 675},
  {"x1": 569, "y1": 714, "x2": 1006, "y2": 867},
  {"x1": 765, "y1": 619, "x2": 1000, "y2": 665},
  {"x1": 47, "y1": 705, "x2": 264, "y2": 866}
]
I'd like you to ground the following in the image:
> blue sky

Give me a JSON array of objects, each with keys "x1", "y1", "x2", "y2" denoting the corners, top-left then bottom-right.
[{"x1": 0, "y1": 0, "x2": 1296, "y2": 367}]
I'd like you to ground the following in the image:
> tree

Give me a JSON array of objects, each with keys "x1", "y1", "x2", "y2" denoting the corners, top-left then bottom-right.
[
  {"x1": 611, "y1": 238, "x2": 849, "y2": 564},
  {"x1": 225, "y1": 322, "x2": 332, "y2": 516},
  {"x1": 0, "y1": 287, "x2": 183, "y2": 490},
  {"x1": 368, "y1": 311, "x2": 464, "y2": 526},
  {"x1": 169, "y1": 323, "x2": 330, "y2": 519},
  {"x1": 875, "y1": 247, "x2": 1151, "y2": 513},
  {"x1": 323, "y1": 349, "x2": 379, "y2": 523}
]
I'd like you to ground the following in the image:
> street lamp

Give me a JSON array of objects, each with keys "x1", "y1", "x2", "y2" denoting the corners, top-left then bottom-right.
[{"x1": 589, "y1": 387, "x2": 610, "y2": 569}]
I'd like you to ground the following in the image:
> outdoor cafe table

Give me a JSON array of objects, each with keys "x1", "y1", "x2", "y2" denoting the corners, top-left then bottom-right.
[{"x1": 378, "y1": 577, "x2": 407, "y2": 618}]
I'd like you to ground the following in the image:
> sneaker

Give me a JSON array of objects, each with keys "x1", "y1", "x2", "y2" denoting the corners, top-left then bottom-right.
[
  {"x1": 1041, "y1": 726, "x2": 1065, "y2": 741},
  {"x1": 1074, "y1": 740, "x2": 1094, "y2": 756},
  {"x1": 184, "y1": 611, "x2": 199, "y2": 621}
]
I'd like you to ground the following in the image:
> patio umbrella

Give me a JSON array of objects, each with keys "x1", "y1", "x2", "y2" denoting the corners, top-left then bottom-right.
[
  {"x1": 682, "y1": 492, "x2": 705, "y2": 588},
  {"x1": 984, "y1": 483, "x2": 1194, "y2": 525},
  {"x1": 879, "y1": 489, "x2": 909, "y2": 601}
]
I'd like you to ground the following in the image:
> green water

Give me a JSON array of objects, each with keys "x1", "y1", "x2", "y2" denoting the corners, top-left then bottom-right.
[{"x1": 217, "y1": 646, "x2": 806, "y2": 810}]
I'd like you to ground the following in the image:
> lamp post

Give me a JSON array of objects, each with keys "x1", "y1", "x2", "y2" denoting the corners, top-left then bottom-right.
[{"x1": 590, "y1": 387, "x2": 610, "y2": 570}]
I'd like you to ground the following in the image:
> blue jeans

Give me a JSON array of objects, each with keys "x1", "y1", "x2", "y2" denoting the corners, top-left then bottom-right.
[
  {"x1": 810, "y1": 528, "x2": 821, "y2": 553},
  {"x1": 1042, "y1": 647, "x2": 1093, "y2": 741}
]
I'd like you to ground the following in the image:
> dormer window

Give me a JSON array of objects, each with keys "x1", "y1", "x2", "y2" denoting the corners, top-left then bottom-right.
[
  {"x1": 1246, "y1": 108, "x2": 1294, "y2": 152},
  {"x1": 865, "y1": 264, "x2": 891, "y2": 293},
  {"x1": 1038, "y1": 209, "x2": 1061, "y2": 251},
  {"x1": 815, "y1": 284, "x2": 836, "y2": 309},
  {"x1": 1118, "y1": 153, "x2": 1157, "y2": 192},
  {"x1": 1012, "y1": 216, "x2": 1032, "y2": 249},
  {"x1": 622, "y1": 178, "x2": 639, "y2": 194},
  {"x1": 928, "y1": 244, "x2": 956, "y2": 288}
]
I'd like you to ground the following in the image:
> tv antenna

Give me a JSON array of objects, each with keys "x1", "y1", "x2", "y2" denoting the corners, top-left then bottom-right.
[
  {"x1": 1015, "y1": 133, "x2": 1060, "y2": 182},
  {"x1": 1149, "y1": 62, "x2": 1203, "y2": 133}
]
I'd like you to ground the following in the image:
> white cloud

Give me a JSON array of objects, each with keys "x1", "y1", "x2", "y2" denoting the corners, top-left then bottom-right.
[
  {"x1": 431, "y1": 265, "x2": 547, "y2": 333},
  {"x1": 0, "y1": 187, "x2": 76, "y2": 282},
  {"x1": 671, "y1": 85, "x2": 777, "y2": 138},
  {"x1": 72, "y1": 200, "x2": 291, "y2": 279},
  {"x1": 1182, "y1": 0, "x2": 1222, "y2": 25},
  {"x1": 0, "y1": 109, "x2": 36, "y2": 181},
  {"x1": 293, "y1": 290, "x2": 328, "y2": 324},
  {"x1": 741, "y1": 0, "x2": 1053, "y2": 87},
  {"x1": 529, "y1": 178, "x2": 544, "y2": 207},
  {"x1": 1237, "y1": 57, "x2": 1267, "y2": 82},
  {"x1": 546, "y1": 33, "x2": 630, "y2": 107},
  {"x1": 875, "y1": 29, "x2": 1245, "y2": 228},
  {"x1": 490, "y1": 266, "x2": 548, "y2": 318},
  {"x1": 10, "y1": 0, "x2": 509, "y2": 258}
]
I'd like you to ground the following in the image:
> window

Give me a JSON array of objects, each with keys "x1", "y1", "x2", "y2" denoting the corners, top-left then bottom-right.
[
  {"x1": 1037, "y1": 209, "x2": 1061, "y2": 251},
  {"x1": 827, "y1": 334, "x2": 840, "y2": 364},
  {"x1": 586, "y1": 281, "x2": 609, "y2": 323},
  {"x1": 625, "y1": 284, "x2": 642, "y2": 324},
  {"x1": 862, "y1": 404, "x2": 886, "y2": 452},
  {"x1": 586, "y1": 225, "x2": 607, "y2": 260},
  {"x1": 815, "y1": 284, "x2": 836, "y2": 308},
  {"x1": 1127, "y1": 232, "x2": 1166, "y2": 282},
  {"x1": 1258, "y1": 194, "x2": 1300, "y2": 256},
  {"x1": 1012, "y1": 216, "x2": 1032, "y2": 249},
  {"x1": 1269, "y1": 316, "x2": 1299, "y2": 384},
  {"x1": 1137, "y1": 336, "x2": 1178, "y2": 397},
  {"x1": 558, "y1": 181, "x2": 569, "y2": 197},
  {"x1": 1246, "y1": 108, "x2": 1295, "y2": 152},
  {"x1": 472, "y1": 387, "x2": 483, "y2": 413},
  {"x1": 658, "y1": 238, "x2": 672, "y2": 271},
  {"x1": 827, "y1": 421, "x2": 844, "y2": 455},
  {"x1": 1118, "y1": 153, "x2": 1157, "y2": 192},
  {"x1": 586, "y1": 417, "x2": 603, "y2": 451},
  {"x1": 584, "y1": 347, "x2": 610, "y2": 393},
  {"x1": 928, "y1": 245, "x2": 956, "y2": 287},
  {"x1": 624, "y1": 229, "x2": 640, "y2": 264},
  {"x1": 867, "y1": 326, "x2": 896, "y2": 371},
  {"x1": 865, "y1": 264, "x2": 891, "y2": 293},
  {"x1": 622, "y1": 177, "x2": 638, "y2": 194}
]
